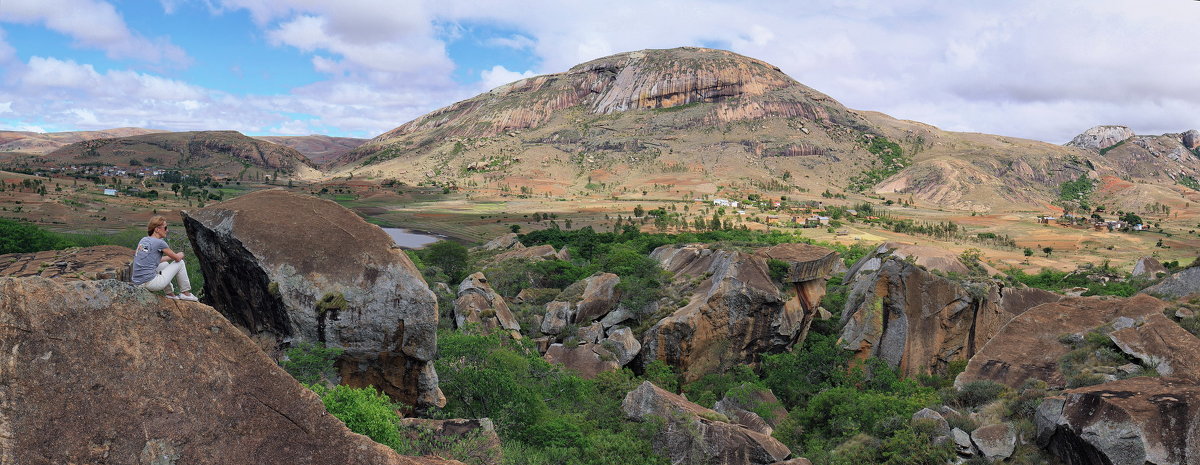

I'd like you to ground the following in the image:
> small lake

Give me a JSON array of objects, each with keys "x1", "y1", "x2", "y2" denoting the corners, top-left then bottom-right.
[{"x1": 381, "y1": 227, "x2": 442, "y2": 249}]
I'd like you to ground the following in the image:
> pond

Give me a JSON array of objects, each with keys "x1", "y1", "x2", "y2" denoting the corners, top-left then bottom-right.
[{"x1": 381, "y1": 227, "x2": 441, "y2": 249}]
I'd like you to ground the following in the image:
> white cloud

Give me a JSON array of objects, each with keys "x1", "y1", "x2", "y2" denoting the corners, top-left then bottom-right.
[
  {"x1": 486, "y1": 34, "x2": 535, "y2": 50},
  {"x1": 0, "y1": 102, "x2": 12, "y2": 114},
  {"x1": 0, "y1": 0, "x2": 189, "y2": 65},
  {"x1": 479, "y1": 65, "x2": 535, "y2": 91}
]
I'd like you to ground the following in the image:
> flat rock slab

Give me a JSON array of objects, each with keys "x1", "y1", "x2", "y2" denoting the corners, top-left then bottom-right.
[
  {"x1": 0, "y1": 245, "x2": 132, "y2": 281},
  {"x1": 1110, "y1": 313, "x2": 1200, "y2": 380},
  {"x1": 0, "y1": 276, "x2": 458, "y2": 465}
]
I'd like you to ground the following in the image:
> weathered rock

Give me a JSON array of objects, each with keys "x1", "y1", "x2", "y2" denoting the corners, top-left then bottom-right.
[
  {"x1": 600, "y1": 306, "x2": 633, "y2": 328},
  {"x1": 768, "y1": 459, "x2": 811, "y2": 465},
  {"x1": 1036, "y1": 377, "x2": 1200, "y2": 465},
  {"x1": 838, "y1": 257, "x2": 1010, "y2": 377},
  {"x1": 0, "y1": 245, "x2": 133, "y2": 281},
  {"x1": 1141, "y1": 267, "x2": 1200, "y2": 300},
  {"x1": 755, "y1": 243, "x2": 840, "y2": 348},
  {"x1": 601, "y1": 326, "x2": 641, "y2": 366},
  {"x1": 1183, "y1": 129, "x2": 1200, "y2": 150},
  {"x1": 971, "y1": 423, "x2": 1016, "y2": 462},
  {"x1": 574, "y1": 272, "x2": 622, "y2": 323},
  {"x1": 493, "y1": 244, "x2": 568, "y2": 263},
  {"x1": 913, "y1": 408, "x2": 951, "y2": 437},
  {"x1": 455, "y1": 272, "x2": 521, "y2": 338},
  {"x1": 181, "y1": 189, "x2": 443, "y2": 408},
  {"x1": 1066, "y1": 125, "x2": 1135, "y2": 151},
  {"x1": 513, "y1": 287, "x2": 559, "y2": 305},
  {"x1": 1109, "y1": 313, "x2": 1200, "y2": 379},
  {"x1": 713, "y1": 385, "x2": 788, "y2": 435},
  {"x1": 577, "y1": 321, "x2": 605, "y2": 344},
  {"x1": 622, "y1": 381, "x2": 791, "y2": 465},
  {"x1": 544, "y1": 342, "x2": 620, "y2": 379},
  {"x1": 642, "y1": 245, "x2": 793, "y2": 382},
  {"x1": 1132, "y1": 257, "x2": 1168, "y2": 278},
  {"x1": 951, "y1": 428, "x2": 976, "y2": 456},
  {"x1": 0, "y1": 277, "x2": 458, "y2": 465},
  {"x1": 475, "y1": 233, "x2": 524, "y2": 252},
  {"x1": 540, "y1": 301, "x2": 574, "y2": 335},
  {"x1": 844, "y1": 242, "x2": 997, "y2": 286},
  {"x1": 957, "y1": 295, "x2": 1167, "y2": 389},
  {"x1": 397, "y1": 418, "x2": 502, "y2": 465}
]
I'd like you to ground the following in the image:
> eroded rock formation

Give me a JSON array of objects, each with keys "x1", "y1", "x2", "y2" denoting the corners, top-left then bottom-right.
[
  {"x1": 1140, "y1": 267, "x2": 1200, "y2": 300},
  {"x1": 0, "y1": 277, "x2": 458, "y2": 465},
  {"x1": 622, "y1": 381, "x2": 791, "y2": 465},
  {"x1": 0, "y1": 245, "x2": 132, "y2": 281},
  {"x1": 1132, "y1": 257, "x2": 1168, "y2": 278},
  {"x1": 454, "y1": 272, "x2": 521, "y2": 338},
  {"x1": 182, "y1": 189, "x2": 443, "y2": 408},
  {"x1": 1066, "y1": 125, "x2": 1135, "y2": 151}
]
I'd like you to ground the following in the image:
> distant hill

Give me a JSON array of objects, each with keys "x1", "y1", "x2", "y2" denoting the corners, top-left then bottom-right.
[
  {"x1": 46, "y1": 130, "x2": 318, "y2": 179},
  {"x1": 254, "y1": 135, "x2": 367, "y2": 166},
  {"x1": 0, "y1": 128, "x2": 168, "y2": 154},
  {"x1": 332, "y1": 47, "x2": 1174, "y2": 212}
]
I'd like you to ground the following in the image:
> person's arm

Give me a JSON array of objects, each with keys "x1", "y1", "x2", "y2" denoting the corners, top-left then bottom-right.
[{"x1": 161, "y1": 247, "x2": 185, "y2": 262}]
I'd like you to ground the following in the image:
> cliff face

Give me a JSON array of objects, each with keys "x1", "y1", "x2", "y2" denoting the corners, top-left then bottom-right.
[{"x1": 1066, "y1": 125, "x2": 1136, "y2": 151}]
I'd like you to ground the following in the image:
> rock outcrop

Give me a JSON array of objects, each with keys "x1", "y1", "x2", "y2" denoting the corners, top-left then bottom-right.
[
  {"x1": 1132, "y1": 257, "x2": 1168, "y2": 278},
  {"x1": 1183, "y1": 129, "x2": 1200, "y2": 151},
  {"x1": 0, "y1": 277, "x2": 458, "y2": 465},
  {"x1": 454, "y1": 272, "x2": 521, "y2": 338},
  {"x1": 574, "y1": 272, "x2": 622, "y2": 323},
  {"x1": 957, "y1": 295, "x2": 1167, "y2": 389},
  {"x1": 543, "y1": 343, "x2": 620, "y2": 379},
  {"x1": 1036, "y1": 377, "x2": 1200, "y2": 465},
  {"x1": 493, "y1": 244, "x2": 568, "y2": 262},
  {"x1": 1109, "y1": 313, "x2": 1200, "y2": 379},
  {"x1": 641, "y1": 244, "x2": 792, "y2": 382},
  {"x1": 1066, "y1": 125, "x2": 1135, "y2": 151},
  {"x1": 754, "y1": 243, "x2": 841, "y2": 346},
  {"x1": 181, "y1": 189, "x2": 443, "y2": 408},
  {"x1": 971, "y1": 423, "x2": 1016, "y2": 462},
  {"x1": 1140, "y1": 267, "x2": 1200, "y2": 300},
  {"x1": 0, "y1": 245, "x2": 132, "y2": 281},
  {"x1": 474, "y1": 233, "x2": 524, "y2": 252},
  {"x1": 622, "y1": 381, "x2": 791, "y2": 465}
]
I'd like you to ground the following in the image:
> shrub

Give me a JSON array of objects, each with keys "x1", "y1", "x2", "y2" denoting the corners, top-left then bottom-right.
[
  {"x1": 643, "y1": 360, "x2": 680, "y2": 393},
  {"x1": 280, "y1": 342, "x2": 344, "y2": 385},
  {"x1": 310, "y1": 384, "x2": 405, "y2": 450},
  {"x1": 761, "y1": 333, "x2": 851, "y2": 409},
  {"x1": 0, "y1": 218, "x2": 71, "y2": 254},
  {"x1": 949, "y1": 381, "x2": 1006, "y2": 409}
]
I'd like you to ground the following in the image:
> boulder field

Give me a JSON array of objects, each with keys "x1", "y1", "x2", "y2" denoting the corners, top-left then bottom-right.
[
  {"x1": 0, "y1": 276, "x2": 458, "y2": 465},
  {"x1": 182, "y1": 189, "x2": 443, "y2": 408}
]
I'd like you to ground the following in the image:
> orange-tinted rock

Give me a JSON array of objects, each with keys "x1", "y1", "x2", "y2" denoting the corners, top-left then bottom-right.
[
  {"x1": 1109, "y1": 313, "x2": 1200, "y2": 379},
  {"x1": 574, "y1": 272, "x2": 621, "y2": 323},
  {"x1": 958, "y1": 295, "x2": 1167, "y2": 389},
  {"x1": 493, "y1": 244, "x2": 567, "y2": 262},
  {"x1": 181, "y1": 189, "x2": 443, "y2": 408},
  {"x1": 1132, "y1": 257, "x2": 1168, "y2": 278},
  {"x1": 1036, "y1": 377, "x2": 1200, "y2": 465},
  {"x1": 0, "y1": 245, "x2": 132, "y2": 281},
  {"x1": 0, "y1": 277, "x2": 458, "y2": 465},
  {"x1": 622, "y1": 381, "x2": 791, "y2": 465},
  {"x1": 544, "y1": 343, "x2": 620, "y2": 379}
]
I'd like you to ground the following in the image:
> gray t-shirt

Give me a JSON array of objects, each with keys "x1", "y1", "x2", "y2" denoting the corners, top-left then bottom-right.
[{"x1": 132, "y1": 236, "x2": 169, "y2": 284}]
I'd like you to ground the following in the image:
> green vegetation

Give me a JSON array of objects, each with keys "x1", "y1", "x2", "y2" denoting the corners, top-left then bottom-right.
[
  {"x1": 847, "y1": 135, "x2": 911, "y2": 192},
  {"x1": 1098, "y1": 139, "x2": 1127, "y2": 155},
  {"x1": 1058, "y1": 326, "x2": 1151, "y2": 388},
  {"x1": 281, "y1": 342, "x2": 344, "y2": 386},
  {"x1": 0, "y1": 218, "x2": 72, "y2": 254},
  {"x1": 415, "y1": 240, "x2": 471, "y2": 284},
  {"x1": 1057, "y1": 174, "x2": 1095, "y2": 210},
  {"x1": 1179, "y1": 175, "x2": 1200, "y2": 191},
  {"x1": 1004, "y1": 267, "x2": 1148, "y2": 297},
  {"x1": 310, "y1": 383, "x2": 408, "y2": 450}
]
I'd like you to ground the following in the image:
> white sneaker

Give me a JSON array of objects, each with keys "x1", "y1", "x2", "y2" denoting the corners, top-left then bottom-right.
[
  {"x1": 165, "y1": 294, "x2": 180, "y2": 300},
  {"x1": 178, "y1": 293, "x2": 199, "y2": 302}
]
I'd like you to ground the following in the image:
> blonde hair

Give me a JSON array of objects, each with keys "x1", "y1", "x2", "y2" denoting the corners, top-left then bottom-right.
[{"x1": 146, "y1": 216, "x2": 166, "y2": 236}]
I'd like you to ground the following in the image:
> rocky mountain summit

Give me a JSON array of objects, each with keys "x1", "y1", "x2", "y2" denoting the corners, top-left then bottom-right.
[
  {"x1": 0, "y1": 277, "x2": 459, "y2": 465},
  {"x1": 182, "y1": 189, "x2": 443, "y2": 408}
]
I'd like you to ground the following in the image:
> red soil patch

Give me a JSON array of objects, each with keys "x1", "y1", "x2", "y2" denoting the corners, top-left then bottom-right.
[{"x1": 1097, "y1": 175, "x2": 1134, "y2": 195}]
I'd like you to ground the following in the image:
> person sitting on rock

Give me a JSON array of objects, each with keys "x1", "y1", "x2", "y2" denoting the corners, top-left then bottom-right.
[{"x1": 132, "y1": 215, "x2": 198, "y2": 301}]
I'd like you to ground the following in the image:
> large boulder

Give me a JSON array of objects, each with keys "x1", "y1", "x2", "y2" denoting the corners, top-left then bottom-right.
[
  {"x1": 1141, "y1": 267, "x2": 1200, "y2": 300},
  {"x1": 0, "y1": 245, "x2": 132, "y2": 281},
  {"x1": 181, "y1": 189, "x2": 442, "y2": 408},
  {"x1": 843, "y1": 242, "x2": 999, "y2": 285},
  {"x1": 1066, "y1": 125, "x2": 1136, "y2": 151},
  {"x1": 0, "y1": 276, "x2": 458, "y2": 465},
  {"x1": 574, "y1": 272, "x2": 622, "y2": 323},
  {"x1": 971, "y1": 423, "x2": 1016, "y2": 462},
  {"x1": 602, "y1": 326, "x2": 642, "y2": 367},
  {"x1": 754, "y1": 243, "x2": 840, "y2": 347},
  {"x1": 1036, "y1": 377, "x2": 1200, "y2": 465},
  {"x1": 1183, "y1": 129, "x2": 1200, "y2": 151},
  {"x1": 493, "y1": 244, "x2": 568, "y2": 262},
  {"x1": 1132, "y1": 257, "x2": 1168, "y2": 279},
  {"x1": 641, "y1": 245, "x2": 792, "y2": 382},
  {"x1": 454, "y1": 272, "x2": 521, "y2": 338},
  {"x1": 838, "y1": 256, "x2": 1053, "y2": 377},
  {"x1": 474, "y1": 233, "x2": 523, "y2": 252},
  {"x1": 622, "y1": 381, "x2": 791, "y2": 465},
  {"x1": 543, "y1": 342, "x2": 620, "y2": 379},
  {"x1": 1109, "y1": 313, "x2": 1200, "y2": 379},
  {"x1": 957, "y1": 295, "x2": 1167, "y2": 389}
]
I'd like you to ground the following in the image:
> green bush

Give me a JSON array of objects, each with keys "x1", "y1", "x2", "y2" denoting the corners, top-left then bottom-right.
[
  {"x1": 642, "y1": 360, "x2": 680, "y2": 393},
  {"x1": 0, "y1": 218, "x2": 73, "y2": 254},
  {"x1": 280, "y1": 342, "x2": 344, "y2": 385},
  {"x1": 419, "y1": 240, "x2": 470, "y2": 284},
  {"x1": 310, "y1": 384, "x2": 405, "y2": 450},
  {"x1": 761, "y1": 333, "x2": 851, "y2": 409},
  {"x1": 948, "y1": 381, "x2": 1006, "y2": 409},
  {"x1": 681, "y1": 365, "x2": 760, "y2": 408}
]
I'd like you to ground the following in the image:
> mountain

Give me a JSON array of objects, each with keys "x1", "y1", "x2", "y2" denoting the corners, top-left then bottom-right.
[
  {"x1": 0, "y1": 127, "x2": 168, "y2": 154},
  {"x1": 333, "y1": 47, "x2": 1180, "y2": 212},
  {"x1": 254, "y1": 135, "x2": 368, "y2": 166},
  {"x1": 46, "y1": 130, "x2": 318, "y2": 179}
]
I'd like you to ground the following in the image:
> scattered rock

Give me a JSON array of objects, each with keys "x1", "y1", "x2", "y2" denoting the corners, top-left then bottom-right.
[
  {"x1": 574, "y1": 272, "x2": 621, "y2": 323},
  {"x1": 600, "y1": 306, "x2": 633, "y2": 328},
  {"x1": 601, "y1": 326, "x2": 641, "y2": 366},
  {"x1": 544, "y1": 343, "x2": 620, "y2": 379},
  {"x1": 957, "y1": 295, "x2": 1166, "y2": 388},
  {"x1": 1140, "y1": 267, "x2": 1200, "y2": 301},
  {"x1": 622, "y1": 381, "x2": 791, "y2": 465},
  {"x1": 454, "y1": 272, "x2": 521, "y2": 338},
  {"x1": 1177, "y1": 307, "x2": 1195, "y2": 319},
  {"x1": 475, "y1": 233, "x2": 523, "y2": 252},
  {"x1": 1131, "y1": 257, "x2": 1168, "y2": 278},
  {"x1": 971, "y1": 423, "x2": 1016, "y2": 462},
  {"x1": 577, "y1": 321, "x2": 605, "y2": 344},
  {"x1": 951, "y1": 428, "x2": 976, "y2": 456},
  {"x1": 0, "y1": 245, "x2": 133, "y2": 281},
  {"x1": 1036, "y1": 377, "x2": 1200, "y2": 465},
  {"x1": 182, "y1": 189, "x2": 443, "y2": 408},
  {"x1": 493, "y1": 244, "x2": 568, "y2": 263},
  {"x1": 912, "y1": 408, "x2": 950, "y2": 437},
  {"x1": 0, "y1": 277, "x2": 457, "y2": 465},
  {"x1": 513, "y1": 287, "x2": 559, "y2": 305},
  {"x1": 397, "y1": 418, "x2": 503, "y2": 465},
  {"x1": 540, "y1": 301, "x2": 574, "y2": 335}
]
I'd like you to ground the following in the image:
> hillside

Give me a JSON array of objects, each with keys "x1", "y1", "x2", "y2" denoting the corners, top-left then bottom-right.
[
  {"x1": 330, "y1": 47, "x2": 1182, "y2": 212},
  {"x1": 46, "y1": 130, "x2": 319, "y2": 179},
  {"x1": 254, "y1": 135, "x2": 368, "y2": 166},
  {"x1": 0, "y1": 127, "x2": 168, "y2": 154}
]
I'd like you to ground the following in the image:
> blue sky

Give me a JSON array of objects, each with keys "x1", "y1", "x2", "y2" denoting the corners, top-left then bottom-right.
[{"x1": 0, "y1": 1, "x2": 1198, "y2": 142}]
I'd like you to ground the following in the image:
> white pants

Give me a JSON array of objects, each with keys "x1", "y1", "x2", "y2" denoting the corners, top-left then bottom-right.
[{"x1": 140, "y1": 260, "x2": 191, "y2": 294}]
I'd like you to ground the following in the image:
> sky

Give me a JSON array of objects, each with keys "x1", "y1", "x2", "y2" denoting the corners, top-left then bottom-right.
[{"x1": 0, "y1": 0, "x2": 1197, "y2": 143}]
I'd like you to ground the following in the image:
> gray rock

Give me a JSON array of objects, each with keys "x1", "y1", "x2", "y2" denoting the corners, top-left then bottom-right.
[
  {"x1": 602, "y1": 326, "x2": 641, "y2": 367},
  {"x1": 540, "y1": 301, "x2": 573, "y2": 336},
  {"x1": 600, "y1": 306, "x2": 633, "y2": 328},
  {"x1": 971, "y1": 423, "x2": 1015, "y2": 462},
  {"x1": 1183, "y1": 129, "x2": 1200, "y2": 150},
  {"x1": 1131, "y1": 257, "x2": 1167, "y2": 278},
  {"x1": 951, "y1": 428, "x2": 975, "y2": 456},
  {"x1": 1110, "y1": 316, "x2": 1136, "y2": 331},
  {"x1": 476, "y1": 233, "x2": 523, "y2": 251},
  {"x1": 577, "y1": 321, "x2": 604, "y2": 344},
  {"x1": 455, "y1": 272, "x2": 521, "y2": 338},
  {"x1": 544, "y1": 343, "x2": 619, "y2": 379},
  {"x1": 574, "y1": 273, "x2": 621, "y2": 323},
  {"x1": 912, "y1": 408, "x2": 950, "y2": 437},
  {"x1": 1140, "y1": 267, "x2": 1200, "y2": 301},
  {"x1": 1066, "y1": 125, "x2": 1135, "y2": 151}
]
